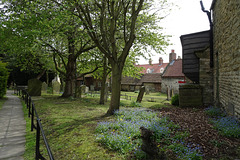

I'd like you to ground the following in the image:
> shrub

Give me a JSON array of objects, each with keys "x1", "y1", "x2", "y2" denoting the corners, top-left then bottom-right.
[
  {"x1": 0, "y1": 62, "x2": 8, "y2": 98},
  {"x1": 171, "y1": 94, "x2": 179, "y2": 106},
  {"x1": 119, "y1": 101, "x2": 126, "y2": 107},
  {"x1": 129, "y1": 101, "x2": 142, "y2": 108},
  {"x1": 205, "y1": 106, "x2": 225, "y2": 117}
]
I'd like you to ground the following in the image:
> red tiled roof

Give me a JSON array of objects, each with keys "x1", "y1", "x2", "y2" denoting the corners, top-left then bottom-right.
[
  {"x1": 135, "y1": 63, "x2": 168, "y2": 74},
  {"x1": 162, "y1": 59, "x2": 185, "y2": 78},
  {"x1": 140, "y1": 74, "x2": 162, "y2": 83},
  {"x1": 121, "y1": 74, "x2": 162, "y2": 85}
]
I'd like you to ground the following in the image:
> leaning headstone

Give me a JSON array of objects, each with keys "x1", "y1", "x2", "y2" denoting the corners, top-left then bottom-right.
[
  {"x1": 28, "y1": 79, "x2": 42, "y2": 96},
  {"x1": 136, "y1": 86, "x2": 145, "y2": 103},
  {"x1": 41, "y1": 82, "x2": 48, "y2": 94},
  {"x1": 52, "y1": 80, "x2": 60, "y2": 94}
]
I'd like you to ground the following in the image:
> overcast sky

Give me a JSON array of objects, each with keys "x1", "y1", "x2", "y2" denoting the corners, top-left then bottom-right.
[{"x1": 137, "y1": 0, "x2": 213, "y2": 64}]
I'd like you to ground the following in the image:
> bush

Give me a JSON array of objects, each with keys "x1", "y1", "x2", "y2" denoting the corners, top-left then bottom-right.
[
  {"x1": 129, "y1": 101, "x2": 142, "y2": 107},
  {"x1": 0, "y1": 62, "x2": 8, "y2": 98},
  {"x1": 171, "y1": 94, "x2": 179, "y2": 106}
]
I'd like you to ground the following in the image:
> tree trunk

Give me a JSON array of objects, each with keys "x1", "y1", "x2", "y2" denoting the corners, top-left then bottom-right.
[
  {"x1": 99, "y1": 57, "x2": 107, "y2": 104},
  {"x1": 62, "y1": 54, "x2": 76, "y2": 97},
  {"x1": 107, "y1": 63, "x2": 122, "y2": 115}
]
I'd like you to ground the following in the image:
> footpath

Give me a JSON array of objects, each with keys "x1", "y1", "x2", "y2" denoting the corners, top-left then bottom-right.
[{"x1": 0, "y1": 90, "x2": 26, "y2": 160}]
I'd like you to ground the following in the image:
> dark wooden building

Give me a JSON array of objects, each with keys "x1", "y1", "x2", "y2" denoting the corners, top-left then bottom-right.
[{"x1": 180, "y1": 31, "x2": 210, "y2": 83}]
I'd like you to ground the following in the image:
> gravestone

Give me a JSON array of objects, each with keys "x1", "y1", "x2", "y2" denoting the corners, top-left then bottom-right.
[
  {"x1": 171, "y1": 89, "x2": 174, "y2": 97},
  {"x1": 52, "y1": 80, "x2": 60, "y2": 94},
  {"x1": 145, "y1": 87, "x2": 150, "y2": 95},
  {"x1": 41, "y1": 82, "x2": 48, "y2": 94},
  {"x1": 85, "y1": 86, "x2": 89, "y2": 93},
  {"x1": 28, "y1": 79, "x2": 42, "y2": 96},
  {"x1": 167, "y1": 87, "x2": 170, "y2": 101},
  {"x1": 104, "y1": 83, "x2": 109, "y2": 102},
  {"x1": 136, "y1": 86, "x2": 145, "y2": 103},
  {"x1": 81, "y1": 85, "x2": 86, "y2": 94},
  {"x1": 90, "y1": 85, "x2": 94, "y2": 91}
]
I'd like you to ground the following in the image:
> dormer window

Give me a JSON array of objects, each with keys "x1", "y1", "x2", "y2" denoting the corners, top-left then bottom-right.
[
  {"x1": 170, "y1": 60, "x2": 175, "y2": 65},
  {"x1": 160, "y1": 68, "x2": 164, "y2": 73},
  {"x1": 147, "y1": 68, "x2": 154, "y2": 73}
]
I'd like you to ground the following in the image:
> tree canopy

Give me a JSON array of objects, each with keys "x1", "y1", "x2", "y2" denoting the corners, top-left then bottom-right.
[{"x1": 1, "y1": 0, "x2": 171, "y2": 114}]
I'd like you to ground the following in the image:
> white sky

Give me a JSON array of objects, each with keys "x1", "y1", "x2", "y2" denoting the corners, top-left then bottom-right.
[{"x1": 137, "y1": 0, "x2": 213, "y2": 64}]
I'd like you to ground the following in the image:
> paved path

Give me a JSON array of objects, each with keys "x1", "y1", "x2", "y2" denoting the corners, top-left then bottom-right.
[{"x1": 0, "y1": 90, "x2": 26, "y2": 160}]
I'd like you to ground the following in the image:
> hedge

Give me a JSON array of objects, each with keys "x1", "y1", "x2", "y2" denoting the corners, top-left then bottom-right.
[{"x1": 0, "y1": 61, "x2": 9, "y2": 98}]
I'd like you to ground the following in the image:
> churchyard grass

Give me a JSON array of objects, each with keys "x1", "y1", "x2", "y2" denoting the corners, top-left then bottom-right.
[
  {"x1": 23, "y1": 95, "x2": 127, "y2": 159},
  {"x1": 22, "y1": 92, "x2": 170, "y2": 159}
]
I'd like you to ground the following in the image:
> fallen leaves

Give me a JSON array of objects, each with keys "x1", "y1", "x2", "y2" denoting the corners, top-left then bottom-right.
[{"x1": 157, "y1": 107, "x2": 240, "y2": 159}]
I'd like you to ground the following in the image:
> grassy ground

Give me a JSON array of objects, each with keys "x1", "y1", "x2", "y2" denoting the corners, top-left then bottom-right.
[
  {"x1": 0, "y1": 96, "x2": 7, "y2": 110},
  {"x1": 23, "y1": 92, "x2": 169, "y2": 160}
]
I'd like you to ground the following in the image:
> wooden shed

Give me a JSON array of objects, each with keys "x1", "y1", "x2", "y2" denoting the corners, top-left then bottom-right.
[{"x1": 180, "y1": 30, "x2": 210, "y2": 83}]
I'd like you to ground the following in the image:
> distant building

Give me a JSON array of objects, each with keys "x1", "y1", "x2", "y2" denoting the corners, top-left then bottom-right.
[
  {"x1": 161, "y1": 58, "x2": 185, "y2": 94},
  {"x1": 122, "y1": 50, "x2": 185, "y2": 93}
]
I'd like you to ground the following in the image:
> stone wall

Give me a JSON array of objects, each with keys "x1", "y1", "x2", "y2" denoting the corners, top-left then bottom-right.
[
  {"x1": 161, "y1": 78, "x2": 184, "y2": 94},
  {"x1": 195, "y1": 48, "x2": 213, "y2": 106},
  {"x1": 179, "y1": 84, "x2": 203, "y2": 107},
  {"x1": 212, "y1": 0, "x2": 240, "y2": 118}
]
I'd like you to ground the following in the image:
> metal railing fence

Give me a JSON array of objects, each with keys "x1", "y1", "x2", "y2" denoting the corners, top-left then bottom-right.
[{"x1": 15, "y1": 88, "x2": 54, "y2": 160}]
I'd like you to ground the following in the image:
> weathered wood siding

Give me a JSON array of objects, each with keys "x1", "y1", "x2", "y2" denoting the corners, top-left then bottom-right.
[{"x1": 180, "y1": 31, "x2": 210, "y2": 83}]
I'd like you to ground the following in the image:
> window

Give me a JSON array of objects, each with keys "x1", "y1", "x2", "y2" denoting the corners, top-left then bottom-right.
[
  {"x1": 147, "y1": 68, "x2": 154, "y2": 73},
  {"x1": 170, "y1": 60, "x2": 175, "y2": 65},
  {"x1": 160, "y1": 68, "x2": 164, "y2": 73}
]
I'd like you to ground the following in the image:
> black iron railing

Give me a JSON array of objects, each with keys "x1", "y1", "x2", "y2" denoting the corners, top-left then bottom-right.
[{"x1": 15, "y1": 88, "x2": 54, "y2": 160}]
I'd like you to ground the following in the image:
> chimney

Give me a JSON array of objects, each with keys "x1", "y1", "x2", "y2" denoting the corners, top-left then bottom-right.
[
  {"x1": 169, "y1": 49, "x2": 176, "y2": 62},
  {"x1": 159, "y1": 57, "x2": 163, "y2": 65},
  {"x1": 149, "y1": 58, "x2": 152, "y2": 65}
]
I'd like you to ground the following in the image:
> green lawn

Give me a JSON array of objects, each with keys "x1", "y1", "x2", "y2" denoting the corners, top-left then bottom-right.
[{"x1": 23, "y1": 92, "x2": 170, "y2": 160}]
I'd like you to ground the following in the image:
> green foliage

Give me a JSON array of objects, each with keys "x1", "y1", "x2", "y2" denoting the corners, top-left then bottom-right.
[
  {"x1": 119, "y1": 101, "x2": 126, "y2": 107},
  {"x1": 212, "y1": 117, "x2": 240, "y2": 138},
  {"x1": 171, "y1": 94, "x2": 179, "y2": 106},
  {"x1": 129, "y1": 101, "x2": 142, "y2": 108},
  {"x1": 206, "y1": 106, "x2": 240, "y2": 138},
  {"x1": 0, "y1": 62, "x2": 9, "y2": 98},
  {"x1": 205, "y1": 106, "x2": 225, "y2": 117}
]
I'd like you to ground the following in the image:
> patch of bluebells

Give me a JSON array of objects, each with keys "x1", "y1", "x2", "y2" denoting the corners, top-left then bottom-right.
[
  {"x1": 205, "y1": 105, "x2": 225, "y2": 118},
  {"x1": 96, "y1": 109, "x2": 203, "y2": 159},
  {"x1": 213, "y1": 116, "x2": 240, "y2": 138},
  {"x1": 167, "y1": 141, "x2": 203, "y2": 160},
  {"x1": 205, "y1": 106, "x2": 240, "y2": 138}
]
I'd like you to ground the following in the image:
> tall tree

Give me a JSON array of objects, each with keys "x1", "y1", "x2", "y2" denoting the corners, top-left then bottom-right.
[
  {"x1": 69, "y1": 0, "x2": 169, "y2": 114},
  {"x1": 1, "y1": 0, "x2": 99, "y2": 97}
]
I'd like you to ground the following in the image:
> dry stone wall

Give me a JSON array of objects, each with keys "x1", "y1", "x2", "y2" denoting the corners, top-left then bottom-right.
[{"x1": 213, "y1": 0, "x2": 240, "y2": 118}]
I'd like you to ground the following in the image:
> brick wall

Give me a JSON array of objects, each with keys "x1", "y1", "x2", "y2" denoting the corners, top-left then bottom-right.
[{"x1": 212, "y1": 0, "x2": 240, "y2": 118}]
